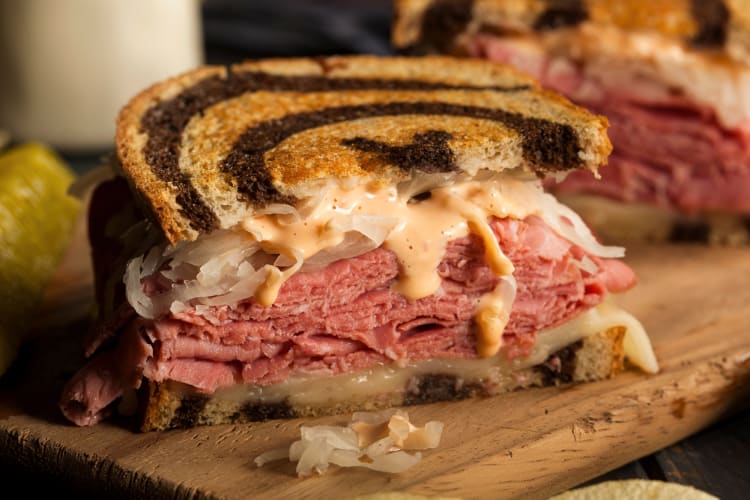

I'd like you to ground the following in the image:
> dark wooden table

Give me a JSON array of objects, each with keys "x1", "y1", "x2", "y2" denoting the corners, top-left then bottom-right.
[
  {"x1": 2, "y1": 1, "x2": 748, "y2": 497},
  {"x1": 581, "y1": 407, "x2": 750, "y2": 498}
]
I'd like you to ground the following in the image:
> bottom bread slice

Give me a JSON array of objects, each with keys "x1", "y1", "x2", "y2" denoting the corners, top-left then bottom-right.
[
  {"x1": 138, "y1": 327, "x2": 626, "y2": 432},
  {"x1": 558, "y1": 193, "x2": 750, "y2": 245}
]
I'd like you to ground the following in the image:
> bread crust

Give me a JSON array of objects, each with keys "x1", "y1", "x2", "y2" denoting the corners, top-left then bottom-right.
[
  {"x1": 116, "y1": 66, "x2": 227, "y2": 243},
  {"x1": 139, "y1": 327, "x2": 625, "y2": 431},
  {"x1": 115, "y1": 55, "x2": 611, "y2": 244}
]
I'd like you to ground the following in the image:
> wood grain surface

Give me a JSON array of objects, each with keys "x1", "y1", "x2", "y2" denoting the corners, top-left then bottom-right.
[{"x1": 1, "y1": 240, "x2": 750, "y2": 500}]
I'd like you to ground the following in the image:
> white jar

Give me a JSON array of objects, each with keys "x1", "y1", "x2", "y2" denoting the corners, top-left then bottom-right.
[{"x1": 0, "y1": 0, "x2": 204, "y2": 153}]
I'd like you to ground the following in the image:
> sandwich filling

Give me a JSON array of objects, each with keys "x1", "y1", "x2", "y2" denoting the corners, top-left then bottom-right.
[
  {"x1": 464, "y1": 24, "x2": 750, "y2": 215},
  {"x1": 60, "y1": 57, "x2": 653, "y2": 429},
  {"x1": 60, "y1": 171, "x2": 656, "y2": 427}
]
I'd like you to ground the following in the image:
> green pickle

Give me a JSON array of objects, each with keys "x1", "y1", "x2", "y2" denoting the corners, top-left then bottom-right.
[{"x1": 0, "y1": 143, "x2": 80, "y2": 375}]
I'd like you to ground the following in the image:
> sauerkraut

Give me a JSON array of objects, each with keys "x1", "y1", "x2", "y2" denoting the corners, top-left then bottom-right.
[
  {"x1": 254, "y1": 409, "x2": 444, "y2": 477},
  {"x1": 123, "y1": 170, "x2": 625, "y2": 319}
]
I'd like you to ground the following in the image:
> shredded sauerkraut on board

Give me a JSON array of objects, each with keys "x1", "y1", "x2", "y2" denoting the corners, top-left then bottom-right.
[{"x1": 254, "y1": 410, "x2": 444, "y2": 477}]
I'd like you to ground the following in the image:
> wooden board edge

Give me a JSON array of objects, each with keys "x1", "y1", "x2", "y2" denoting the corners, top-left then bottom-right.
[
  {"x1": 0, "y1": 428, "x2": 220, "y2": 499},
  {"x1": 399, "y1": 349, "x2": 750, "y2": 499}
]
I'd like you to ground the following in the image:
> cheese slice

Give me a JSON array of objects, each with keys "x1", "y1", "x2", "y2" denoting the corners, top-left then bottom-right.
[{"x1": 191, "y1": 302, "x2": 658, "y2": 408}]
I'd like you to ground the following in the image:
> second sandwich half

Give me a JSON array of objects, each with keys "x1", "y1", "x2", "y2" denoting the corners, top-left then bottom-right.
[
  {"x1": 394, "y1": 0, "x2": 750, "y2": 243},
  {"x1": 60, "y1": 56, "x2": 658, "y2": 431}
]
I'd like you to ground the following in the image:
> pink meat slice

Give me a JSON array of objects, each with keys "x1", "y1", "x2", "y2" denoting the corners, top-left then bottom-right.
[
  {"x1": 58, "y1": 351, "x2": 124, "y2": 426},
  {"x1": 60, "y1": 215, "x2": 634, "y2": 426},
  {"x1": 468, "y1": 34, "x2": 750, "y2": 214},
  {"x1": 554, "y1": 102, "x2": 750, "y2": 213}
]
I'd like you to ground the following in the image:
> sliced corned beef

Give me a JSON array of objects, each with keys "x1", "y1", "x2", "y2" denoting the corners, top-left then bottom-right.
[
  {"x1": 60, "y1": 209, "x2": 634, "y2": 427},
  {"x1": 469, "y1": 35, "x2": 750, "y2": 214},
  {"x1": 553, "y1": 101, "x2": 750, "y2": 213}
]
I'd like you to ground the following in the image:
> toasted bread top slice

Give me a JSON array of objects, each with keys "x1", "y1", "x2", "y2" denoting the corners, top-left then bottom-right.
[
  {"x1": 393, "y1": 0, "x2": 750, "y2": 64},
  {"x1": 116, "y1": 55, "x2": 611, "y2": 244}
]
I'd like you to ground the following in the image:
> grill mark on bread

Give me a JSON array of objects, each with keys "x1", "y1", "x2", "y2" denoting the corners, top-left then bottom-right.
[
  {"x1": 534, "y1": 0, "x2": 588, "y2": 31},
  {"x1": 690, "y1": 0, "x2": 730, "y2": 47},
  {"x1": 341, "y1": 130, "x2": 459, "y2": 174},
  {"x1": 223, "y1": 101, "x2": 583, "y2": 204},
  {"x1": 140, "y1": 71, "x2": 531, "y2": 232}
]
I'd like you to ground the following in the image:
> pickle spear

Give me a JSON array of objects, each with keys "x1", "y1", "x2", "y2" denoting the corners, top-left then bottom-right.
[{"x1": 0, "y1": 143, "x2": 80, "y2": 375}]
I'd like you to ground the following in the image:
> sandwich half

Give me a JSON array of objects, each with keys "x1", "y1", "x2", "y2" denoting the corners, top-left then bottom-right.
[
  {"x1": 59, "y1": 55, "x2": 658, "y2": 432},
  {"x1": 394, "y1": 0, "x2": 750, "y2": 244}
]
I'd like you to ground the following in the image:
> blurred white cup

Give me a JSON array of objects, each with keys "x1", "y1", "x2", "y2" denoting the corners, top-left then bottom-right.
[{"x1": 0, "y1": 0, "x2": 204, "y2": 153}]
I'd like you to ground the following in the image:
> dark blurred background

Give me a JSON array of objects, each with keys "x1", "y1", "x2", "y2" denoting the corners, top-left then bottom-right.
[{"x1": 203, "y1": 0, "x2": 394, "y2": 62}]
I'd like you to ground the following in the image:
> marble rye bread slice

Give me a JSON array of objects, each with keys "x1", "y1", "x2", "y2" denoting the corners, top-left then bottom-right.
[
  {"x1": 115, "y1": 55, "x2": 611, "y2": 245},
  {"x1": 392, "y1": 0, "x2": 750, "y2": 59}
]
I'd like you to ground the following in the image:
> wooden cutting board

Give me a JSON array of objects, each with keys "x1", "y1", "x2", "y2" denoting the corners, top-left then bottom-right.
[{"x1": 2, "y1": 230, "x2": 750, "y2": 499}]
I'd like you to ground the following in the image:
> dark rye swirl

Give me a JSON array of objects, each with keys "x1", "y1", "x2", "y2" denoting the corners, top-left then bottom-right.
[
  {"x1": 116, "y1": 55, "x2": 611, "y2": 244},
  {"x1": 393, "y1": 0, "x2": 750, "y2": 61}
]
